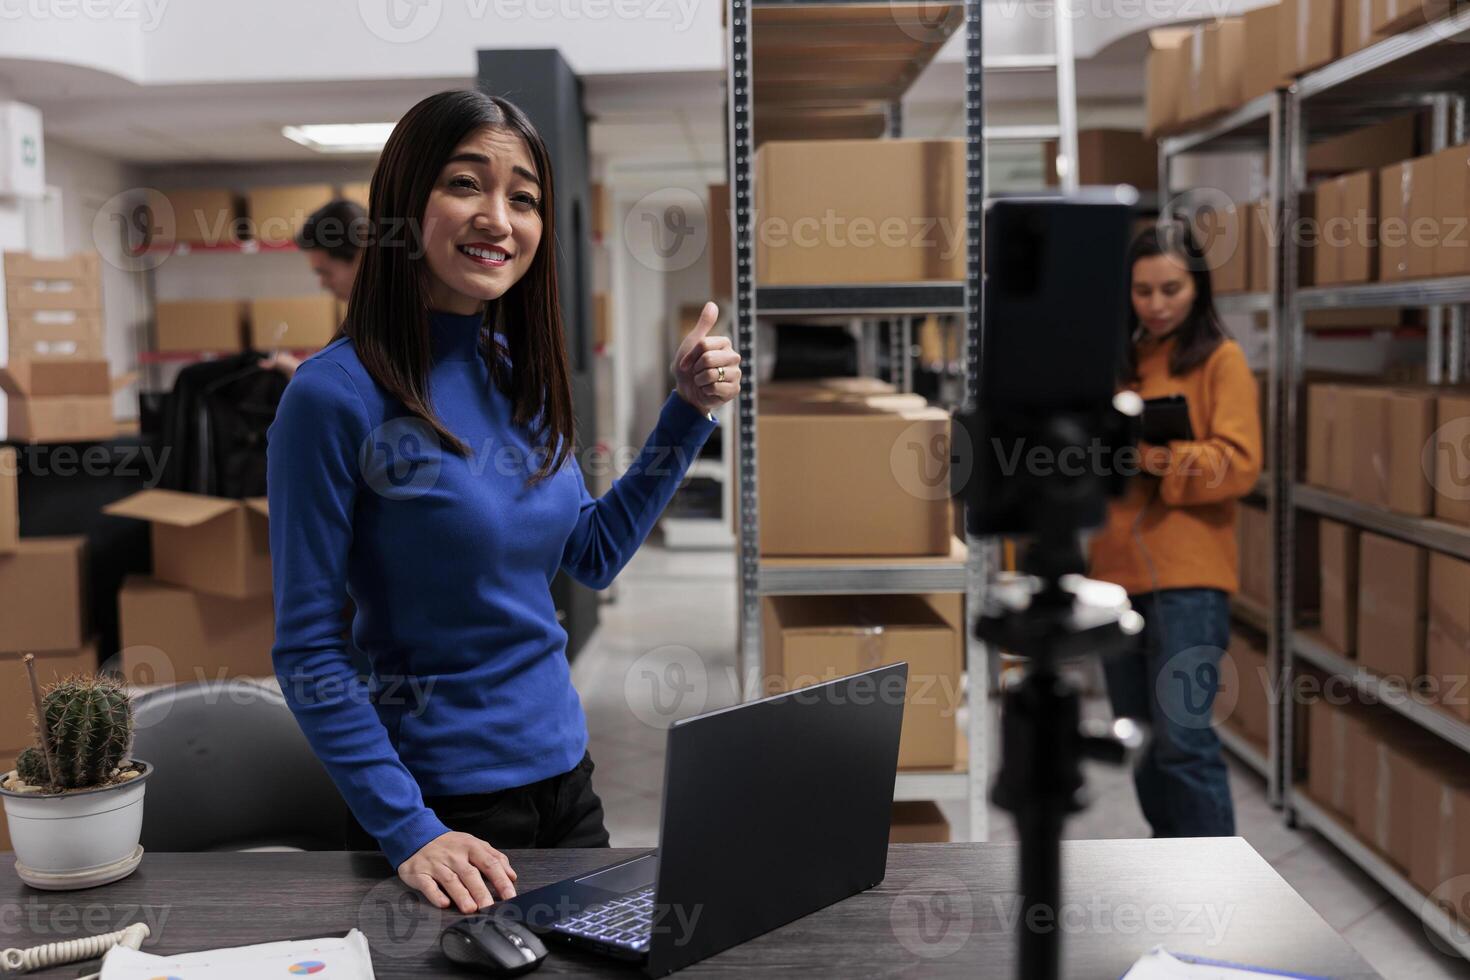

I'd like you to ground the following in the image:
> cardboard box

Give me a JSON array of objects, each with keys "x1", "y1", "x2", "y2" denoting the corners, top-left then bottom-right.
[
  {"x1": 1408, "y1": 745, "x2": 1470, "y2": 911},
  {"x1": 1312, "y1": 180, "x2": 1339, "y2": 286},
  {"x1": 338, "y1": 182, "x2": 371, "y2": 212},
  {"x1": 103, "y1": 490, "x2": 270, "y2": 599},
  {"x1": 1342, "y1": 0, "x2": 1383, "y2": 54},
  {"x1": 1307, "y1": 697, "x2": 1358, "y2": 821},
  {"x1": 1243, "y1": 3, "x2": 1292, "y2": 101},
  {"x1": 1434, "y1": 393, "x2": 1470, "y2": 527},
  {"x1": 1356, "y1": 713, "x2": 1443, "y2": 870},
  {"x1": 1279, "y1": 0, "x2": 1340, "y2": 76},
  {"x1": 1319, "y1": 520, "x2": 1360, "y2": 656},
  {"x1": 7, "y1": 310, "x2": 104, "y2": 361},
  {"x1": 0, "y1": 640, "x2": 99, "y2": 754},
  {"x1": 1435, "y1": 144, "x2": 1470, "y2": 278},
  {"x1": 762, "y1": 594, "x2": 960, "y2": 768},
  {"x1": 890, "y1": 801, "x2": 950, "y2": 844},
  {"x1": 1220, "y1": 634, "x2": 1271, "y2": 748},
  {"x1": 117, "y1": 576, "x2": 275, "y2": 683},
  {"x1": 1374, "y1": 0, "x2": 1457, "y2": 35},
  {"x1": 6, "y1": 276, "x2": 101, "y2": 313},
  {"x1": 1315, "y1": 171, "x2": 1379, "y2": 285},
  {"x1": 754, "y1": 140, "x2": 964, "y2": 286},
  {"x1": 593, "y1": 292, "x2": 610, "y2": 349},
  {"x1": 3, "y1": 252, "x2": 100, "y2": 282},
  {"x1": 708, "y1": 183, "x2": 731, "y2": 300},
  {"x1": 1356, "y1": 532, "x2": 1427, "y2": 683},
  {"x1": 1348, "y1": 386, "x2": 1435, "y2": 515},
  {"x1": 1145, "y1": 31, "x2": 1191, "y2": 138},
  {"x1": 1236, "y1": 502, "x2": 1272, "y2": 608},
  {"x1": 1248, "y1": 200, "x2": 1272, "y2": 293},
  {"x1": 1308, "y1": 116, "x2": 1418, "y2": 176},
  {"x1": 247, "y1": 184, "x2": 336, "y2": 246},
  {"x1": 1183, "y1": 21, "x2": 1246, "y2": 123},
  {"x1": 1307, "y1": 382, "x2": 1361, "y2": 493},
  {"x1": 1042, "y1": 129, "x2": 1159, "y2": 191},
  {"x1": 1428, "y1": 552, "x2": 1470, "y2": 723},
  {"x1": 154, "y1": 300, "x2": 245, "y2": 353},
  {"x1": 4, "y1": 396, "x2": 114, "y2": 443},
  {"x1": 248, "y1": 295, "x2": 339, "y2": 350},
  {"x1": 589, "y1": 182, "x2": 605, "y2": 241},
  {"x1": 0, "y1": 359, "x2": 109, "y2": 398},
  {"x1": 0, "y1": 448, "x2": 15, "y2": 554},
  {"x1": 1380, "y1": 156, "x2": 1438, "y2": 282},
  {"x1": 757, "y1": 402, "x2": 953, "y2": 556},
  {"x1": 0, "y1": 537, "x2": 87, "y2": 653},
  {"x1": 160, "y1": 189, "x2": 241, "y2": 246},
  {"x1": 1201, "y1": 200, "x2": 1249, "y2": 294}
]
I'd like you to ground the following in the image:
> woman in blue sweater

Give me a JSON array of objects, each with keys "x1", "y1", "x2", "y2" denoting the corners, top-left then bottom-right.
[{"x1": 266, "y1": 91, "x2": 740, "y2": 917}]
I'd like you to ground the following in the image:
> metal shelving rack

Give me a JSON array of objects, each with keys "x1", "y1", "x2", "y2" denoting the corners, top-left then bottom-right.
[
  {"x1": 726, "y1": 0, "x2": 988, "y2": 839},
  {"x1": 1160, "y1": 8, "x2": 1470, "y2": 958}
]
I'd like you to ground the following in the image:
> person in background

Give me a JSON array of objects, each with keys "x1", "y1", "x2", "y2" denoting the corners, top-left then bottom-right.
[
  {"x1": 260, "y1": 198, "x2": 368, "y2": 377},
  {"x1": 1087, "y1": 219, "x2": 1263, "y2": 839},
  {"x1": 267, "y1": 90, "x2": 740, "y2": 916}
]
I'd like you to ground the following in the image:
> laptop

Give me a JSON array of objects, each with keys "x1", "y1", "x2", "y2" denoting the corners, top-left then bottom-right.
[{"x1": 476, "y1": 662, "x2": 908, "y2": 977}]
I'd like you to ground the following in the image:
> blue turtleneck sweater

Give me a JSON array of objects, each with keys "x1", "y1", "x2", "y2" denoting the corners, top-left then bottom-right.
[{"x1": 265, "y1": 310, "x2": 717, "y2": 868}]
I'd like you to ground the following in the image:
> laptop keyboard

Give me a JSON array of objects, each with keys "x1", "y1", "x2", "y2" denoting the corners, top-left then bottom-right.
[{"x1": 552, "y1": 885, "x2": 655, "y2": 950}]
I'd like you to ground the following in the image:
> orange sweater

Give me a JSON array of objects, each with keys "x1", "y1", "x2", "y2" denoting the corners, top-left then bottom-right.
[{"x1": 1088, "y1": 334, "x2": 1263, "y2": 597}]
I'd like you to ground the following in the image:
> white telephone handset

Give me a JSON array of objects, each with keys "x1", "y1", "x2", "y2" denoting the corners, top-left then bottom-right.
[{"x1": 1, "y1": 921, "x2": 150, "y2": 979}]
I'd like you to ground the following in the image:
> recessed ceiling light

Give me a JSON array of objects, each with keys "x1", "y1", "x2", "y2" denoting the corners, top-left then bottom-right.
[{"x1": 282, "y1": 123, "x2": 395, "y2": 154}]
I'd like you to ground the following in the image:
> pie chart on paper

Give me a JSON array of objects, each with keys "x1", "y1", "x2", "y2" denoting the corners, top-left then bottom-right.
[{"x1": 288, "y1": 963, "x2": 327, "y2": 975}]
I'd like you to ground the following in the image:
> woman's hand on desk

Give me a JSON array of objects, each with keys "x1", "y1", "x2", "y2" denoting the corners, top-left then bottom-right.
[
  {"x1": 398, "y1": 830, "x2": 518, "y2": 914},
  {"x1": 673, "y1": 301, "x2": 742, "y2": 415}
]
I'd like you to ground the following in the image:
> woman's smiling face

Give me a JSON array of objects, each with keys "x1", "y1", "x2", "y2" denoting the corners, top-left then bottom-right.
[{"x1": 420, "y1": 125, "x2": 544, "y2": 315}]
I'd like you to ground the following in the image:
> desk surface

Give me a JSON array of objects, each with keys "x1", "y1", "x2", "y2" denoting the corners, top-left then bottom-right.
[{"x1": 0, "y1": 838, "x2": 1377, "y2": 978}]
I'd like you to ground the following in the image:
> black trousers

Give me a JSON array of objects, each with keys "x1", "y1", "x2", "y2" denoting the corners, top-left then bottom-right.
[{"x1": 345, "y1": 751, "x2": 611, "y2": 856}]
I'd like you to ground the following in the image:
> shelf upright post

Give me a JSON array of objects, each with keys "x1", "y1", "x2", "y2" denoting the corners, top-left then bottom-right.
[{"x1": 1276, "y1": 84, "x2": 1305, "y2": 823}]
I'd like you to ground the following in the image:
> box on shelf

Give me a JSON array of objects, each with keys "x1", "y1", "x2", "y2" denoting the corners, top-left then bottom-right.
[
  {"x1": 756, "y1": 401, "x2": 953, "y2": 557},
  {"x1": 1314, "y1": 171, "x2": 1379, "y2": 285},
  {"x1": 154, "y1": 299, "x2": 245, "y2": 353},
  {"x1": 1200, "y1": 200, "x2": 1249, "y2": 294},
  {"x1": 1434, "y1": 144, "x2": 1470, "y2": 278},
  {"x1": 708, "y1": 183, "x2": 731, "y2": 300},
  {"x1": 1236, "y1": 502, "x2": 1272, "y2": 609},
  {"x1": 1408, "y1": 749, "x2": 1470, "y2": 918},
  {"x1": 1434, "y1": 393, "x2": 1470, "y2": 527},
  {"x1": 0, "y1": 537, "x2": 88, "y2": 654},
  {"x1": 103, "y1": 490, "x2": 270, "y2": 599},
  {"x1": 1220, "y1": 633, "x2": 1271, "y2": 749},
  {"x1": 0, "y1": 447, "x2": 15, "y2": 554},
  {"x1": 1145, "y1": 29, "x2": 1191, "y2": 137},
  {"x1": 117, "y1": 576, "x2": 275, "y2": 684},
  {"x1": 1374, "y1": 0, "x2": 1458, "y2": 35},
  {"x1": 1243, "y1": 4, "x2": 1292, "y2": 101},
  {"x1": 1306, "y1": 382, "x2": 1361, "y2": 493},
  {"x1": 1428, "y1": 552, "x2": 1470, "y2": 723},
  {"x1": 158, "y1": 189, "x2": 242, "y2": 246},
  {"x1": 890, "y1": 801, "x2": 950, "y2": 844},
  {"x1": 753, "y1": 139, "x2": 964, "y2": 286},
  {"x1": 1306, "y1": 696, "x2": 1360, "y2": 822},
  {"x1": 8, "y1": 310, "x2": 104, "y2": 361},
  {"x1": 0, "y1": 640, "x2": 99, "y2": 755},
  {"x1": 1356, "y1": 531, "x2": 1427, "y2": 684},
  {"x1": 1278, "y1": 0, "x2": 1341, "y2": 77},
  {"x1": 248, "y1": 295, "x2": 339, "y2": 350},
  {"x1": 1247, "y1": 200, "x2": 1273, "y2": 293},
  {"x1": 338, "y1": 182, "x2": 370, "y2": 212},
  {"x1": 1183, "y1": 20, "x2": 1245, "y2": 124},
  {"x1": 246, "y1": 184, "x2": 335, "y2": 246},
  {"x1": 1042, "y1": 129, "x2": 1158, "y2": 190},
  {"x1": 6, "y1": 263, "x2": 101, "y2": 313},
  {"x1": 1348, "y1": 386, "x2": 1435, "y2": 515},
  {"x1": 1308, "y1": 116, "x2": 1419, "y2": 176},
  {"x1": 1342, "y1": 0, "x2": 1384, "y2": 54},
  {"x1": 761, "y1": 593, "x2": 960, "y2": 769},
  {"x1": 1356, "y1": 712, "x2": 1446, "y2": 871},
  {"x1": 3, "y1": 251, "x2": 100, "y2": 283},
  {"x1": 1380, "y1": 155, "x2": 1438, "y2": 281},
  {"x1": 1319, "y1": 519, "x2": 1360, "y2": 657}
]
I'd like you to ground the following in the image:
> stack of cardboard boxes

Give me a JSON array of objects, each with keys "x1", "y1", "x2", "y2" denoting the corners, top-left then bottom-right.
[
  {"x1": 103, "y1": 489, "x2": 275, "y2": 685},
  {"x1": 1214, "y1": 631, "x2": 1273, "y2": 756},
  {"x1": 2, "y1": 252, "x2": 115, "y2": 443},
  {"x1": 0, "y1": 450, "x2": 96, "y2": 849},
  {"x1": 152, "y1": 183, "x2": 352, "y2": 354}
]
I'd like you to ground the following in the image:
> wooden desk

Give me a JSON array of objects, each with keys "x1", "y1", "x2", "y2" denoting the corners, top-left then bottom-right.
[{"x1": 0, "y1": 838, "x2": 1377, "y2": 977}]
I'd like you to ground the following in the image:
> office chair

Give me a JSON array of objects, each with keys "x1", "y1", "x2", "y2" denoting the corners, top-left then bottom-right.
[{"x1": 131, "y1": 678, "x2": 348, "y2": 852}]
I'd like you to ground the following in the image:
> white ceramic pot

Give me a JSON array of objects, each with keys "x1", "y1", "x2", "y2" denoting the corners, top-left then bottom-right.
[{"x1": 0, "y1": 760, "x2": 151, "y2": 890}]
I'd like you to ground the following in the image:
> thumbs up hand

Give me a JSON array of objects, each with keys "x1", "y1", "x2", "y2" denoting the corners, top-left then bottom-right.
[{"x1": 672, "y1": 301, "x2": 742, "y2": 417}]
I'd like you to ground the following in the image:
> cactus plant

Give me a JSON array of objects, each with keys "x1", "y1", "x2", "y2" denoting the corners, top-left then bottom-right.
[
  {"x1": 14, "y1": 745, "x2": 47, "y2": 786},
  {"x1": 32, "y1": 674, "x2": 135, "y2": 791}
]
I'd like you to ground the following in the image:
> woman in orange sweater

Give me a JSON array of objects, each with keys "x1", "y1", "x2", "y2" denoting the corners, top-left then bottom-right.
[{"x1": 1088, "y1": 221, "x2": 1263, "y2": 838}]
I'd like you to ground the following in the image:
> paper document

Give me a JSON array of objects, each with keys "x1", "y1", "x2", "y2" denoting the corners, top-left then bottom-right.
[
  {"x1": 99, "y1": 928, "x2": 376, "y2": 979},
  {"x1": 1123, "y1": 946, "x2": 1329, "y2": 979}
]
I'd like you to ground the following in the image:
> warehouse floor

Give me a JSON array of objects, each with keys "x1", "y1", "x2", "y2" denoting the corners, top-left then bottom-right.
[{"x1": 576, "y1": 541, "x2": 1467, "y2": 979}]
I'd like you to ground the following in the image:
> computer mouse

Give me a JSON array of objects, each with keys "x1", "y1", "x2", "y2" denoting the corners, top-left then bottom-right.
[{"x1": 440, "y1": 913, "x2": 548, "y2": 975}]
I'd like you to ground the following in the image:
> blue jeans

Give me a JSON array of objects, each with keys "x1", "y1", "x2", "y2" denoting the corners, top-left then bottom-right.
[{"x1": 1101, "y1": 588, "x2": 1236, "y2": 837}]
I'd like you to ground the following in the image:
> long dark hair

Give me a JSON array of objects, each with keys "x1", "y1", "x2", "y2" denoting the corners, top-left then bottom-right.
[
  {"x1": 343, "y1": 89, "x2": 574, "y2": 487},
  {"x1": 1123, "y1": 219, "x2": 1227, "y2": 384}
]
